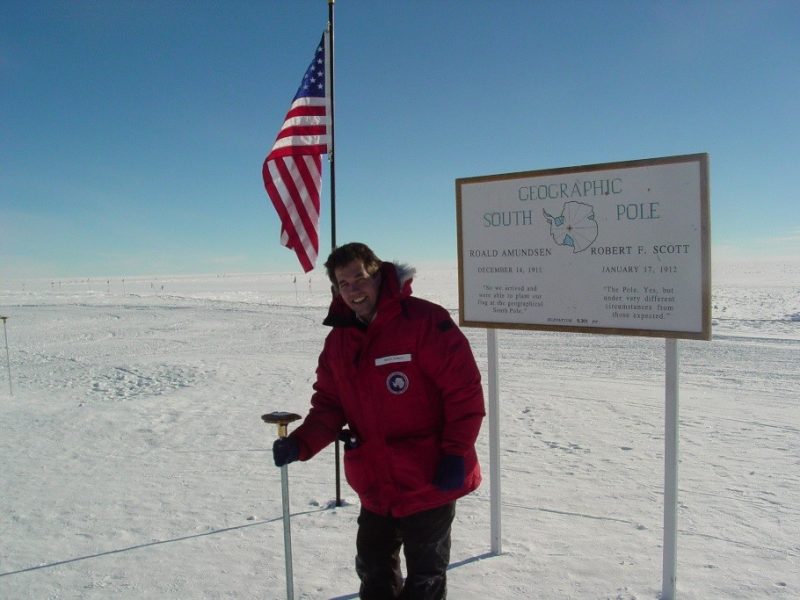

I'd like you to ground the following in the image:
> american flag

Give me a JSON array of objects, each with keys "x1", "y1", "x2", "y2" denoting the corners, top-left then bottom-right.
[{"x1": 262, "y1": 33, "x2": 329, "y2": 273}]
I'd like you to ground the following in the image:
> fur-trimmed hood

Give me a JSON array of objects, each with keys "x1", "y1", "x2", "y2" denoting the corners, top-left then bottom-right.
[{"x1": 393, "y1": 262, "x2": 416, "y2": 289}]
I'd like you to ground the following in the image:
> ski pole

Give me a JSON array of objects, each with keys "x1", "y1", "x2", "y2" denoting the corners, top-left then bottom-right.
[{"x1": 262, "y1": 411, "x2": 301, "y2": 600}]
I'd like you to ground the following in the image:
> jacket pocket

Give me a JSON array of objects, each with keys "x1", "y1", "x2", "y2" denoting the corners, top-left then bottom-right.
[
  {"x1": 343, "y1": 444, "x2": 371, "y2": 496},
  {"x1": 388, "y1": 435, "x2": 438, "y2": 493}
]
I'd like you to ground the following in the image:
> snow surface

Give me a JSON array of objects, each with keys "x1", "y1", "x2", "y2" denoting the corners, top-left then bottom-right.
[{"x1": 0, "y1": 261, "x2": 798, "y2": 599}]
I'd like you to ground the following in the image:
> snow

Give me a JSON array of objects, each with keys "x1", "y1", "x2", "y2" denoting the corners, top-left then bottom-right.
[{"x1": 0, "y1": 261, "x2": 798, "y2": 599}]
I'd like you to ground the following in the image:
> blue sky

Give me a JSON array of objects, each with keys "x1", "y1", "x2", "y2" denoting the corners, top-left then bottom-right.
[{"x1": 2, "y1": 0, "x2": 798, "y2": 278}]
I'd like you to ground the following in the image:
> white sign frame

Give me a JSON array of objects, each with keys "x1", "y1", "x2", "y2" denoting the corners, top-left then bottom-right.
[{"x1": 456, "y1": 153, "x2": 710, "y2": 340}]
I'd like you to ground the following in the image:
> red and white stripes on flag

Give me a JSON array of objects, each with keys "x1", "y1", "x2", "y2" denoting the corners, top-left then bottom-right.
[{"x1": 262, "y1": 32, "x2": 330, "y2": 273}]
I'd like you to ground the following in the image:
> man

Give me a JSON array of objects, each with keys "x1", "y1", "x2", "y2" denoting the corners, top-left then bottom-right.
[{"x1": 272, "y1": 242, "x2": 485, "y2": 600}]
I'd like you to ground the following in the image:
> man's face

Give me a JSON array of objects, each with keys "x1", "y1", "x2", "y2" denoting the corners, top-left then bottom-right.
[{"x1": 334, "y1": 259, "x2": 381, "y2": 323}]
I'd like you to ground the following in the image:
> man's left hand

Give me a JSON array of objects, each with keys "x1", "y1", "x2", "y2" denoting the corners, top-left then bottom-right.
[{"x1": 433, "y1": 454, "x2": 465, "y2": 490}]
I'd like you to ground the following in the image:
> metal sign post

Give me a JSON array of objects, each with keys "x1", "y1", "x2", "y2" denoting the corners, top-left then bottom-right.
[
  {"x1": 662, "y1": 338, "x2": 680, "y2": 599},
  {"x1": 487, "y1": 328, "x2": 502, "y2": 555}
]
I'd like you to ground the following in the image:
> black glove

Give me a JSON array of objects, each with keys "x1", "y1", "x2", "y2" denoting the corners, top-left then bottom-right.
[
  {"x1": 338, "y1": 429, "x2": 360, "y2": 450},
  {"x1": 273, "y1": 437, "x2": 300, "y2": 467},
  {"x1": 433, "y1": 454, "x2": 465, "y2": 491}
]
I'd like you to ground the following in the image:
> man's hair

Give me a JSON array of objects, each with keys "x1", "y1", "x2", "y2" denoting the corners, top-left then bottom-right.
[{"x1": 324, "y1": 242, "x2": 382, "y2": 288}]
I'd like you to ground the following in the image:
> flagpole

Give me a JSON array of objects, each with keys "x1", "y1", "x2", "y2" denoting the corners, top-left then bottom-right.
[
  {"x1": 327, "y1": 0, "x2": 337, "y2": 250},
  {"x1": 327, "y1": 0, "x2": 343, "y2": 508}
]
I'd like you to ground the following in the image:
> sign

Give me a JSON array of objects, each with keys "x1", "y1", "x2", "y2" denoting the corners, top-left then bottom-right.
[{"x1": 456, "y1": 153, "x2": 710, "y2": 339}]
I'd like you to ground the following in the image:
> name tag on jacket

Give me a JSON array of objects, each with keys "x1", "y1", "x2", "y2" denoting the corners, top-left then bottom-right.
[{"x1": 375, "y1": 354, "x2": 412, "y2": 366}]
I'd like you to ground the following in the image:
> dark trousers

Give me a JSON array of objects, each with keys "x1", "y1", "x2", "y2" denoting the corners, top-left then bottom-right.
[{"x1": 355, "y1": 502, "x2": 455, "y2": 600}]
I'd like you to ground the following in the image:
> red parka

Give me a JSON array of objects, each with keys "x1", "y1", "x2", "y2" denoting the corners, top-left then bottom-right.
[{"x1": 291, "y1": 262, "x2": 485, "y2": 517}]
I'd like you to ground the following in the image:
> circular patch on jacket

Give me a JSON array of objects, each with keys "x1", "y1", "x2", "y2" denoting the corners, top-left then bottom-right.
[{"x1": 386, "y1": 371, "x2": 410, "y2": 395}]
